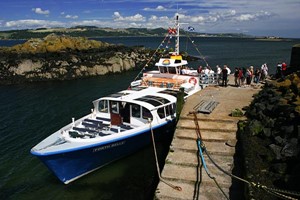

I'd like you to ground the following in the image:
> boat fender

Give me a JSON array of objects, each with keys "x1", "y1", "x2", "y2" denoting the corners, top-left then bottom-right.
[{"x1": 188, "y1": 77, "x2": 197, "y2": 85}]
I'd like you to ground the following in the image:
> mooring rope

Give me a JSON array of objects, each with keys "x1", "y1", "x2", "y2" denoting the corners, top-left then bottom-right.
[
  {"x1": 197, "y1": 139, "x2": 230, "y2": 199},
  {"x1": 192, "y1": 112, "x2": 229, "y2": 199},
  {"x1": 204, "y1": 148, "x2": 299, "y2": 200},
  {"x1": 149, "y1": 121, "x2": 182, "y2": 191},
  {"x1": 190, "y1": 111, "x2": 300, "y2": 200}
]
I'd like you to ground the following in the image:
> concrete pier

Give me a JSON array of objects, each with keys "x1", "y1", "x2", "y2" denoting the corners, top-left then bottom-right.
[{"x1": 155, "y1": 80, "x2": 262, "y2": 200}]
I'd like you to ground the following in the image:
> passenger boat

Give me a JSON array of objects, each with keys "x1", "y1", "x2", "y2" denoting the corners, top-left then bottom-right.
[{"x1": 30, "y1": 15, "x2": 204, "y2": 184}]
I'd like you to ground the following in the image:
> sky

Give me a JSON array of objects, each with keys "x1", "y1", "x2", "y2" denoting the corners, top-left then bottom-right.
[{"x1": 0, "y1": 0, "x2": 299, "y2": 38}]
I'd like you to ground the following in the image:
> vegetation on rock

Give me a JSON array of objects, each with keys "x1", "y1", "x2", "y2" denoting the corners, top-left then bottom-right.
[
  {"x1": 0, "y1": 33, "x2": 110, "y2": 53},
  {"x1": 239, "y1": 72, "x2": 300, "y2": 199}
]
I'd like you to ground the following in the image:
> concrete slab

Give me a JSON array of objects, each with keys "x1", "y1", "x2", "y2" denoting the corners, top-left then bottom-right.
[
  {"x1": 161, "y1": 163, "x2": 232, "y2": 186},
  {"x1": 165, "y1": 151, "x2": 234, "y2": 171},
  {"x1": 171, "y1": 138, "x2": 236, "y2": 156},
  {"x1": 156, "y1": 180, "x2": 230, "y2": 200},
  {"x1": 176, "y1": 128, "x2": 237, "y2": 141},
  {"x1": 177, "y1": 119, "x2": 238, "y2": 132}
]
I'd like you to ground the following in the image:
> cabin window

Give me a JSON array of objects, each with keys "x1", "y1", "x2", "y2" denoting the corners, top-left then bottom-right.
[
  {"x1": 159, "y1": 66, "x2": 167, "y2": 73},
  {"x1": 110, "y1": 101, "x2": 119, "y2": 114},
  {"x1": 142, "y1": 107, "x2": 153, "y2": 120},
  {"x1": 98, "y1": 100, "x2": 109, "y2": 113},
  {"x1": 157, "y1": 107, "x2": 166, "y2": 119},
  {"x1": 168, "y1": 67, "x2": 177, "y2": 74},
  {"x1": 166, "y1": 104, "x2": 172, "y2": 116},
  {"x1": 172, "y1": 103, "x2": 176, "y2": 115},
  {"x1": 131, "y1": 104, "x2": 141, "y2": 118}
]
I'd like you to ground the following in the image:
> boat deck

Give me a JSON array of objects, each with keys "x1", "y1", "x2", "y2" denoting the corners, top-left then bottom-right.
[
  {"x1": 69, "y1": 117, "x2": 134, "y2": 138},
  {"x1": 141, "y1": 77, "x2": 186, "y2": 89}
]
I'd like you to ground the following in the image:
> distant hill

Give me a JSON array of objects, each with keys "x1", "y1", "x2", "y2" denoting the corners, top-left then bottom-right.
[{"x1": 0, "y1": 26, "x2": 252, "y2": 40}]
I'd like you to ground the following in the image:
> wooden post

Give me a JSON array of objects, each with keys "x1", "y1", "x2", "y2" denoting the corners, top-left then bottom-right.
[{"x1": 176, "y1": 87, "x2": 184, "y2": 122}]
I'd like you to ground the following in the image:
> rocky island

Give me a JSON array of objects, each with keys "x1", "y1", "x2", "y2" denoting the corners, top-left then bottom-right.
[{"x1": 0, "y1": 34, "x2": 151, "y2": 85}]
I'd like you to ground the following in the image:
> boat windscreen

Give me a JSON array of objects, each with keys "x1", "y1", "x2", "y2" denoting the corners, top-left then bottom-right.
[
  {"x1": 158, "y1": 90, "x2": 188, "y2": 97},
  {"x1": 108, "y1": 92, "x2": 129, "y2": 98},
  {"x1": 134, "y1": 95, "x2": 170, "y2": 107}
]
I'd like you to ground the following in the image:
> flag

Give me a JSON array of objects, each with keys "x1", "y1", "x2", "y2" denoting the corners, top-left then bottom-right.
[
  {"x1": 188, "y1": 26, "x2": 195, "y2": 32},
  {"x1": 168, "y1": 28, "x2": 177, "y2": 35}
]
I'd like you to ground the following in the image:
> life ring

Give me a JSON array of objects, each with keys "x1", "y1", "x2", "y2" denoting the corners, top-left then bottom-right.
[{"x1": 188, "y1": 77, "x2": 197, "y2": 85}]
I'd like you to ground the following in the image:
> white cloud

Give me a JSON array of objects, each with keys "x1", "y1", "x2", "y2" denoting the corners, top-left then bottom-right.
[
  {"x1": 113, "y1": 12, "x2": 121, "y2": 18},
  {"x1": 143, "y1": 5, "x2": 167, "y2": 11},
  {"x1": 156, "y1": 6, "x2": 166, "y2": 11},
  {"x1": 233, "y1": 11, "x2": 272, "y2": 22},
  {"x1": 65, "y1": 15, "x2": 79, "y2": 19},
  {"x1": 70, "y1": 20, "x2": 109, "y2": 27},
  {"x1": 149, "y1": 15, "x2": 158, "y2": 21},
  {"x1": 113, "y1": 12, "x2": 145, "y2": 22},
  {"x1": 5, "y1": 19, "x2": 64, "y2": 29},
  {"x1": 129, "y1": 22, "x2": 142, "y2": 28},
  {"x1": 32, "y1": 8, "x2": 50, "y2": 15},
  {"x1": 235, "y1": 14, "x2": 256, "y2": 22}
]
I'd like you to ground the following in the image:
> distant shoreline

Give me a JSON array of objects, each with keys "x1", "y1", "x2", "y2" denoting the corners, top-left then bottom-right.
[{"x1": 254, "y1": 38, "x2": 292, "y2": 42}]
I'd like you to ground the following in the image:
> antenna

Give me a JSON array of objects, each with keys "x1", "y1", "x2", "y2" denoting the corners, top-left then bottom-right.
[
  {"x1": 175, "y1": 14, "x2": 179, "y2": 55},
  {"x1": 174, "y1": 13, "x2": 188, "y2": 55}
]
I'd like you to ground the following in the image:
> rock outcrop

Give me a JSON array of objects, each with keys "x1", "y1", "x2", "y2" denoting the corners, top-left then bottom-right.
[
  {"x1": 290, "y1": 44, "x2": 300, "y2": 70},
  {"x1": 0, "y1": 34, "x2": 151, "y2": 84},
  {"x1": 239, "y1": 72, "x2": 300, "y2": 199}
]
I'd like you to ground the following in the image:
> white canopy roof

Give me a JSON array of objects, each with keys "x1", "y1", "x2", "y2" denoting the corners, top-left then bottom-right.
[{"x1": 155, "y1": 58, "x2": 188, "y2": 67}]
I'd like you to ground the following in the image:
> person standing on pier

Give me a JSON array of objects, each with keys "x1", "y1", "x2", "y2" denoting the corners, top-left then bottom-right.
[
  {"x1": 234, "y1": 67, "x2": 239, "y2": 87},
  {"x1": 254, "y1": 68, "x2": 261, "y2": 84},
  {"x1": 222, "y1": 65, "x2": 228, "y2": 87},
  {"x1": 276, "y1": 62, "x2": 283, "y2": 79},
  {"x1": 261, "y1": 63, "x2": 268, "y2": 82},
  {"x1": 216, "y1": 65, "x2": 222, "y2": 85}
]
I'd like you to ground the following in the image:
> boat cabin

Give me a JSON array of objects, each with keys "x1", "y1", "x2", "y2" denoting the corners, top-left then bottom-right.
[{"x1": 93, "y1": 89, "x2": 177, "y2": 127}]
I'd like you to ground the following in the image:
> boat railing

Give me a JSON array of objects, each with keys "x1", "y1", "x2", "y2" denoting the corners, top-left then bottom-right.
[
  {"x1": 199, "y1": 73, "x2": 220, "y2": 85},
  {"x1": 141, "y1": 77, "x2": 185, "y2": 89}
]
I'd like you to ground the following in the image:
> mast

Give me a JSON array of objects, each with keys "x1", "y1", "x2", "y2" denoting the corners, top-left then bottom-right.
[{"x1": 175, "y1": 15, "x2": 179, "y2": 55}]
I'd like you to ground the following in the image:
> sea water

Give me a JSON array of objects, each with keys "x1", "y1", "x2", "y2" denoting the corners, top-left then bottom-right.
[{"x1": 0, "y1": 37, "x2": 299, "y2": 200}]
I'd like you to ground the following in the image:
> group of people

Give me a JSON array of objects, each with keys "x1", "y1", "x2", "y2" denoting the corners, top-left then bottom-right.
[
  {"x1": 232, "y1": 63, "x2": 269, "y2": 87},
  {"x1": 213, "y1": 63, "x2": 268, "y2": 88},
  {"x1": 197, "y1": 61, "x2": 287, "y2": 87},
  {"x1": 276, "y1": 61, "x2": 287, "y2": 79}
]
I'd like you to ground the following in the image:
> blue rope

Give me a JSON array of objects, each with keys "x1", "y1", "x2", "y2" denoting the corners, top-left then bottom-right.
[
  {"x1": 197, "y1": 139, "x2": 214, "y2": 179},
  {"x1": 197, "y1": 138, "x2": 230, "y2": 199}
]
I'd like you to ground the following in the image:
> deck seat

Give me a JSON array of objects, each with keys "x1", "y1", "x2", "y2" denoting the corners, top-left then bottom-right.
[
  {"x1": 96, "y1": 117, "x2": 110, "y2": 122},
  {"x1": 82, "y1": 121, "x2": 108, "y2": 129},
  {"x1": 72, "y1": 127, "x2": 110, "y2": 137},
  {"x1": 73, "y1": 127, "x2": 96, "y2": 134},
  {"x1": 120, "y1": 124, "x2": 133, "y2": 130},
  {"x1": 110, "y1": 127, "x2": 119, "y2": 133},
  {"x1": 84, "y1": 118, "x2": 103, "y2": 124}
]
